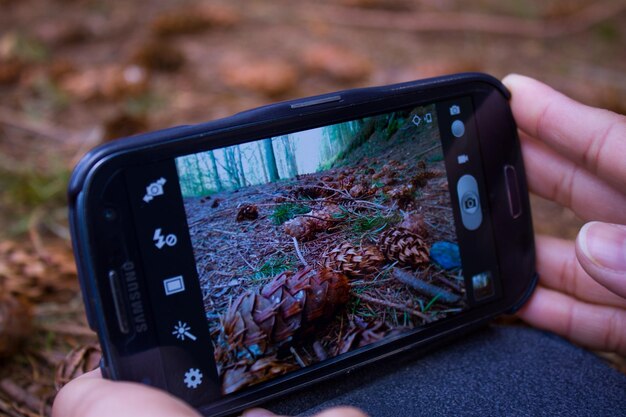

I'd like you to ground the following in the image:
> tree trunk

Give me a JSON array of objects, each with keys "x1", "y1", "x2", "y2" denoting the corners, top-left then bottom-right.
[
  {"x1": 282, "y1": 136, "x2": 299, "y2": 177},
  {"x1": 263, "y1": 139, "x2": 280, "y2": 182},
  {"x1": 256, "y1": 142, "x2": 269, "y2": 182},
  {"x1": 236, "y1": 146, "x2": 247, "y2": 187},
  {"x1": 208, "y1": 150, "x2": 223, "y2": 192}
]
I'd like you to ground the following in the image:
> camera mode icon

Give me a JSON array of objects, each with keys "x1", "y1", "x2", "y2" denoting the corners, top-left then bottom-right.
[
  {"x1": 461, "y1": 192, "x2": 479, "y2": 214},
  {"x1": 143, "y1": 177, "x2": 167, "y2": 203}
]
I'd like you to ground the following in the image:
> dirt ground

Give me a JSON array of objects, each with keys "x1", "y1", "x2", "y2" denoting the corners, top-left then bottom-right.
[
  {"x1": 183, "y1": 111, "x2": 465, "y2": 393},
  {"x1": 0, "y1": 0, "x2": 624, "y2": 415}
]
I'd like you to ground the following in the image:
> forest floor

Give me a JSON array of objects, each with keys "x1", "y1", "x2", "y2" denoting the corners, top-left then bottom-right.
[
  {"x1": 0, "y1": 0, "x2": 625, "y2": 415},
  {"x1": 183, "y1": 113, "x2": 464, "y2": 392}
]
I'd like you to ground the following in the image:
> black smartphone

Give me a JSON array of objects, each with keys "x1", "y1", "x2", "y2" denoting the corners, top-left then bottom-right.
[{"x1": 68, "y1": 73, "x2": 536, "y2": 416}]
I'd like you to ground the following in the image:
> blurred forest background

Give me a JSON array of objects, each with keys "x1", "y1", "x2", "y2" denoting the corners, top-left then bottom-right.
[
  {"x1": 176, "y1": 111, "x2": 417, "y2": 196},
  {"x1": 0, "y1": 0, "x2": 625, "y2": 415}
]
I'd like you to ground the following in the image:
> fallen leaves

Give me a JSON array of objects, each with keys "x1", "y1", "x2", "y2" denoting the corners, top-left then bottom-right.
[
  {"x1": 0, "y1": 241, "x2": 78, "y2": 303},
  {"x1": 55, "y1": 344, "x2": 102, "y2": 390},
  {"x1": 301, "y1": 44, "x2": 372, "y2": 82},
  {"x1": 103, "y1": 111, "x2": 149, "y2": 141},
  {"x1": 151, "y1": 5, "x2": 240, "y2": 37},
  {"x1": 59, "y1": 65, "x2": 149, "y2": 101},
  {"x1": 220, "y1": 58, "x2": 298, "y2": 97},
  {"x1": 0, "y1": 296, "x2": 32, "y2": 358},
  {"x1": 132, "y1": 41, "x2": 185, "y2": 73}
]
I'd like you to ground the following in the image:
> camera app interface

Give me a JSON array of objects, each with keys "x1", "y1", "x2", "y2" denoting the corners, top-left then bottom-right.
[{"x1": 175, "y1": 104, "x2": 472, "y2": 395}]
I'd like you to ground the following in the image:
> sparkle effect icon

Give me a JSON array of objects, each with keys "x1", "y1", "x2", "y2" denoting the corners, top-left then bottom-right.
[
  {"x1": 172, "y1": 321, "x2": 197, "y2": 341},
  {"x1": 184, "y1": 368, "x2": 203, "y2": 389}
]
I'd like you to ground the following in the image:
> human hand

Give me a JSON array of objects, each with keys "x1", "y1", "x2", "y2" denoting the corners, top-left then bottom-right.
[
  {"x1": 502, "y1": 74, "x2": 626, "y2": 355},
  {"x1": 53, "y1": 369, "x2": 368, "y2": 417}
]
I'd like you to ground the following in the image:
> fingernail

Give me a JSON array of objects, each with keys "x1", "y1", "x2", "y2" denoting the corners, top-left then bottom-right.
[
  {"x1": 578, "y1": 222, "x2": 626, "y2": 272},
  {"x1": 241, "y1": 408, "x2": 276, "y2": 417}
]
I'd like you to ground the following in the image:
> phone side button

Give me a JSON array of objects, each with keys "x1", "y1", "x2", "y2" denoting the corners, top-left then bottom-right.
[
  {"x1": 100, "y1": 358, "x2": 111, "y2": 379},
  {"x1": 504, "y1": 165, "x2": 522, "y2": 219},
  {"x1": 108, "y1": 270, "x2": 130, "y2": 334}
]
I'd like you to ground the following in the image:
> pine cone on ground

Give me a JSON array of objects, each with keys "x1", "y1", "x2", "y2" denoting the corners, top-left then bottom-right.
[
  {"x1": 217, "y1": 267, "x2": 350, "y2": 393},
  {"x1": 220, "y1": 267, "x2": 350, "y2": 363},
  {"x1": 398, "y1": 212, "x2": 429, "y2": 237},
  {"x1": 221, "y1": 354, "x2": 298, "y2": 395},
  {"x1": 378, "y1": 227, "x2": 429, "y2": 268},
  {"x1": 411, "y1": 170, "x2": 440, "y2": 188},
  {"x1": 236, "y1": 204, "x2": 258, "y2": 222},
  {"x1": 323, "y1": 242, "x2": 385, "y2": 278},
  {"x1": 283, "y1": 205, "x2": 339, "y2": 241}
]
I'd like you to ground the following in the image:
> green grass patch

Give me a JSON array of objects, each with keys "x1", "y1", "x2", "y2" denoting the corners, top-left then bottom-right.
[
  {"x1": 252, "y1": 254, "x2": 297, "y2": 280},
  {"x1": 270, "y1": 202, "x2": 310, "y2": 225},
  {"x1": 334, "y1": 206, "x2": 402, "y2": 237},
  {"x1": 423, "y1": 294, "x2": 441, "y2": 312}
]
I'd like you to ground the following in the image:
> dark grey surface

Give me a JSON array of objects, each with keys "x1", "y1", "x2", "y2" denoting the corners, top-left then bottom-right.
[{"x1": 265, "y1": 326, "x2": 626, "y2": 417}]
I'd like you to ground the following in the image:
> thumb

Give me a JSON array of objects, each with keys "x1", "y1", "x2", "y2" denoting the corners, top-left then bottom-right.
[
  {"x1": 243, "y1": 406, "x2": 369, "y2": 417},
  {"x1": 53, "y1": 369, "x2": 200, "y2": 417},
  {"x1": 576, "y1": 221, "x2": 626, "y2": 299},
  {"x1": 242, "y1": 409, "x2": 281, "y2": 417}
]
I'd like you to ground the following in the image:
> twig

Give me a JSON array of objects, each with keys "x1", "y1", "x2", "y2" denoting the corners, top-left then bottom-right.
[
  {"x1": 27, "y1": 207, "x2": 47, "y2": 258},
  {"x1": 0, "y1": 379, "x2": 50, "y2": 415},
  {"x1": 292, "y1": 237, "x2": 309, "y2": 267},
  {"x1": 38, "y1": 322, "x2": 96, "y2": 337},
  {"x1": 413, "y1": 143, "x2": 442, "y2": 160},
  {"x1": 290, "y1": 347, "x2": 307, "y2": 368},
  {"x1": 210, "y1": 228, "x2": 239, "y2": 236},
  {"x1": 393, "y1": 268, "x2": 461, "y2": 304},
  {"x1": 237, "y1": 250, "x2": 257, "y2": 272},
  {"x1": 306, "y1": 2, "x2": 626, "y2": 39},
  {"x1": 0, "y1": 108, "x2": 72, "y2": 142},
  {"x1": 350, "y1": 277, "x2": 394, "y2": 287},
  {"x1": 0, "y1": 396, "x2": 24, "y2": 417},
  {"x1": 433, "y1": 273, "x2": 464, "y2": 293},
  {"x1": 354, "y1": 292, "x2": 431, "y2": 322}
]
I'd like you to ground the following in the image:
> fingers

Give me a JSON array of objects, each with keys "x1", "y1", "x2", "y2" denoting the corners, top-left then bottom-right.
[
  {"x1": 576, "y1": 222, "x2": 626, "y2": 299},
  {"x1": 312, "y1": 407, "x2": 370, "y2": 417},
  {"x1": 535, "y1": 235, "x2": 626, "y2": 309},
  {"x1": 521, "y1": 131, "x2": 626, "y2": 223},
  {"x1": 517, "y1": 285, "x2": 626, "y2": 355},
  {"x1": 53, "y1": 370, "x2": 200, "y2": 417},
  {"x1": 243, "y1": 407, "x2": 369, "y2": 417},
  {"x1": 503, "y1": 74, "x2": 626, "y2": 193}
]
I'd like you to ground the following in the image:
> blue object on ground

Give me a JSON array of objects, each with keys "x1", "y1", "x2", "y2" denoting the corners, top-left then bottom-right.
[{"x1": 429, "y1": 241, "x2": 461, "y2": 270}]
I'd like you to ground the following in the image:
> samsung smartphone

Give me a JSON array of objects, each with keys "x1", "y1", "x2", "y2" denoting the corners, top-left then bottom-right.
[{"x1": 69, "y1": 73, "x2": 536, "y2": 416}]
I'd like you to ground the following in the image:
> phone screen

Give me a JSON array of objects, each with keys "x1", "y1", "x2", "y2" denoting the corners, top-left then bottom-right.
[{"x1": 120, "y1": 97, "x2": 502, "y2": 401}]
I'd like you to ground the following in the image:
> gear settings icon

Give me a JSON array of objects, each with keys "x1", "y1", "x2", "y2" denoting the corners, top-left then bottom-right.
[{"x1": 183, "y1": 368, "x2": 203, "y2": 389}]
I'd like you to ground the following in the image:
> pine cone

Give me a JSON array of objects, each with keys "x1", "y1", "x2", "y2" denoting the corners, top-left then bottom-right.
[
  {"x1": 398, "y1": 212, "x2": 429, "y2": 237},
  {"x1": 283, "y1": 205, "x2": 339, "y2": 241},
  {"x1": 323, "y1": 242, "x2": 385, "y2": 278},
  {"x1": 378, "y1": 227, "x2": 429, "y2": 267},
  {"x1": 411, "y1": 171, "x2": 439, "y2": 188},
  {"x1": 221, "y1": 267, "x2": 350, "y2": 361},
  {"x1": 221, "y1": 355, "x2": 298, "y2": 395},
  {"x1": 387, "y1": 185, "x2": 415, "y2": 210},
  {"x1": 236, "y1": 204, "x2": 258, "y2": 222}
]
